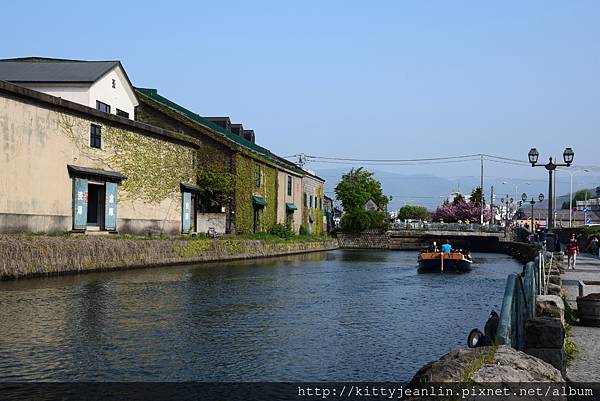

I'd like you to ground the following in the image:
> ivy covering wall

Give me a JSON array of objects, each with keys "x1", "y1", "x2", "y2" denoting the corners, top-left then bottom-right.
[
  {"x1": 234, "y1": 154, "x2": 278, "y2": 234},
  {"x1": 302, "y1": 182, "x2": 324, "y2": 236},
  {"x1": 58, "y1": 113, "x2": 196, "y2": 204}
]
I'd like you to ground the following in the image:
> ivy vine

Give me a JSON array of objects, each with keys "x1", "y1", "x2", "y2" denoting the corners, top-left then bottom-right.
[{"x1": 58, "y1": 113, "x2": 196, "y2": 204}]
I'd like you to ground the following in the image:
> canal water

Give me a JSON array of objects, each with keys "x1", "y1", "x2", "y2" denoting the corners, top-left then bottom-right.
[{"x1": 0, "y1": 250, "x2": 521, "y2": 381}]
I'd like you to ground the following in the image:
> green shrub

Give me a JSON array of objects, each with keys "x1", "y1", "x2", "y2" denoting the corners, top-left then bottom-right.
[
  {"x1": 398, "y1": 205, "x2": 430, "y2": 221},
  {"x1": 564, "y1": 323, "x2": 577, "y2": 366},
  {"x1": 561, "y1": 290, "x2": 578, "y2": 324},
  {"x1": 580, "y1": 226, "x2": 600, "y2": 237},
  {"x1": 299, "y1": 225, "x2": 308, "y2": 236},
  {"x1": 341, "y1": 209, "x2": 386, "y2": 232},
  {"x1": 269, "y1": 223, "x2": 294, "y2": 239}
]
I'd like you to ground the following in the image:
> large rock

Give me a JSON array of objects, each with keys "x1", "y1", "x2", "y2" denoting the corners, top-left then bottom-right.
[
  {"x1": 525, "y1": 347, "x2": 567, "y2": 377},
  {"x1": 536, "y1": 295, "x2": 565, "y2": 323},
  {"x1": 547, "y1": 282, "x2": 562, "y2": 296},
  {"x1": 525, "y1": 317, "x2": 564, "y2": 349},
  {"x1": 547, "y1": 274, "x2": 561, "y2": 286},
  {"x1": 408, "y1": 346, "x2": 564, "y2": 400}
]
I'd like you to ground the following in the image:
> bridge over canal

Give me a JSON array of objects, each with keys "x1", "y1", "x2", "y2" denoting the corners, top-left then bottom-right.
[{"x1": 338, "y1": 223, "x2": 510, "y2": 251}]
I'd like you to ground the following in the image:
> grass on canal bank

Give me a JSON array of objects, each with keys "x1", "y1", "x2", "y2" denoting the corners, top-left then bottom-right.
[
  {"x1": 0, "y1": 233, "x2": 337, "y2": 279},
  {"x1": 26, "y1": 231, "x2": 330, "y2": 243}
]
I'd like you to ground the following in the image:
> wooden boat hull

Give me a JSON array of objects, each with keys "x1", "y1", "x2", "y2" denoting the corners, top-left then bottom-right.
[{"x1": 418, "y1": 252, "x2": 473, "y2": 272}]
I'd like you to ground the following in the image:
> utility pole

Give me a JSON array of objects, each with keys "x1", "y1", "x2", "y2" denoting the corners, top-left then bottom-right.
[
  {"x1": 480, "y1": 154, "x2": 484, "y2": 225},
  {"x1": 584, "y1": 191, "x2": 588, "y2": 225},
  {"x1": 553, "y1": 164, "x2": 557, "y2": 226},
  {"x1": 297, "y1": 153, "x2": 306, "y2": 168},
  {"x1": 490, "y1": 185, "x2": 494, "y2": 225}
]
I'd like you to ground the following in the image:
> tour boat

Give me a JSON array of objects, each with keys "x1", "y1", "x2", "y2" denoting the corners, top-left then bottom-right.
[{"x1": 417, "y1": 251, "x2": 473, "y2": 272}]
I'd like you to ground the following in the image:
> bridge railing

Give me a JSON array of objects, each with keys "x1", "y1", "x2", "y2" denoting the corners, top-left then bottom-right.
[
  {"x1": 495, "y1": 257, "x2": 539, "y2": 350},
  {"x1": 390, "y1": 222, "x2": 504, "y2": 232}
]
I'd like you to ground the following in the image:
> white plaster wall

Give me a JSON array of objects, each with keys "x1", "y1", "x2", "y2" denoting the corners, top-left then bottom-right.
[
  {"x1": 19, "y1": 66, "x2": 138, "y2": 119},
  {"x1": 89, "y1": 66, "x2": 138, "y2": 118},
  {"x1": 196, "y1": 213, "x2": 227, "y2": 234},
  {"x1": 19, "y1": 83, "x2": 90, "y2": 108}
]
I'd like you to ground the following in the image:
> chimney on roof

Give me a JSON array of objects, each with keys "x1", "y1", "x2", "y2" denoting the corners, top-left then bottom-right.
[
  {"x1": 229, "y1": 123, "x2": 244, "y2": 136},
  {"x1": 242, "y1": 129, "x2": 255, "y2": 143},
  {"x1": 205, "y1": 117, "x2": 231, "y2": 131}
]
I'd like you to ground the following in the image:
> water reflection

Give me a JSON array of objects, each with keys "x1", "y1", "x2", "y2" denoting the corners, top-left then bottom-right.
[{"x1": 0, "y1": 250, "x2": 521, "y2": 381}]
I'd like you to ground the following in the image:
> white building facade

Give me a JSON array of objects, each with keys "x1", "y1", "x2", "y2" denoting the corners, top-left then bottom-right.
[{"x1": 0, "y1": 57, "x2": 138, "y2": 119}]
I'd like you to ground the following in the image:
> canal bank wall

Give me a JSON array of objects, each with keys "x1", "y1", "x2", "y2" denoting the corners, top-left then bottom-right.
[
  {"x1": 0, "y1": 236, "x2": 338, "y2": 279},
  {"x1": 336, "y1": 230, "x2": 536, "y2": 258},
  {"x1": 496, "y1": 240, "x2": 539, "y2": 263},
  {"x1": 335, "y1": 230, "x2": 390, "y2": 249}
]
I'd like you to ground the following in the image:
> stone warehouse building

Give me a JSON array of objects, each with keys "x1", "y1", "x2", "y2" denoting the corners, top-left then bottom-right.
[
  {"x1": 301, "y1": 171, "x2": 326, "y2": 235},
  {"x1": 0, "y1": 57, "x2": 326, "y2": 236},
  {"x1": 135, "y1": 88, "x2": 310, "y2": 235},
  {"x1": 0, "y1": 80, "x2": 198, "y2": 234}
]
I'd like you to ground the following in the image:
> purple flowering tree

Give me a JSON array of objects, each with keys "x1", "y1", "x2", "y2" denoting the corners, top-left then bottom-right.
[{"x1": 432, "y1": 199, "x2": 490, "y2": 223}]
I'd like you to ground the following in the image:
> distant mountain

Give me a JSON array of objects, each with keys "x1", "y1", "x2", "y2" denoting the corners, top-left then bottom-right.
[{"x1": 317, "y1": 168, "x2": 600, "y2": 212}]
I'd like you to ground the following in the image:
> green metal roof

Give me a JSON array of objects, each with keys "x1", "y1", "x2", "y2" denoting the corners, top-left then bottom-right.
[
  {"x1": 135, "y1": 87, "x2": 306, "y2": 176},
  {"x1": 252, "y1": 195, "x2": 267, "y2": 207},
  {"x1": 285, "y1": 203, "x2": 297, "y2": 211}
]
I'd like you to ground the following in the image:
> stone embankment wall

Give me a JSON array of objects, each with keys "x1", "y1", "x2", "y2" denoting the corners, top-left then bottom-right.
[
  {"x1": 494, "y1": 241, "x2": 538, "y2": 263},
  {"x1": 0, "y1": 236, "x2": 338, "y2": 279},
  {"x1": 335, "y1": 230, "x2": 389, "y2": 249},
  {"x1": 337, "y1": 231, "x2": 534, "y2": 254}
]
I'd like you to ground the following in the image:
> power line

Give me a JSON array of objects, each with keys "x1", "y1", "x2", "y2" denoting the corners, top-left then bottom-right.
[
  {"x1": 303, "y1": 153, "x2": 482, "y2": 162},
  {"x1": 285, "y1": 152, "x2": 531, "y2": 166},
  {"x1": 306, "y1": 158, "x2": 482, "y2": 166}
]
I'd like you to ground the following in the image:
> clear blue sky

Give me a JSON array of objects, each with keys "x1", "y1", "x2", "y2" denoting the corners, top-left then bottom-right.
[{"x1": 3, "y1": 1, "x2": 599, "y2": 187}]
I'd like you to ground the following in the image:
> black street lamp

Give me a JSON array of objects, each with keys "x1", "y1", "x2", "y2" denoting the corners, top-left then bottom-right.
[
  {"x1": 528, "y1": 148, "x2": 574, "y2": 229},
  {"x1": 523, "y1": 193, "x2": 545, "y2": 232}
]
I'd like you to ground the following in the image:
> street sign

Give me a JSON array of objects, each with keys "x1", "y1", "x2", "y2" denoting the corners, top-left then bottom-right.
[
  {"x1": 586, "y1": 217, "x2": 592, "y2": 224},
  {"x1": 583, "y1": 207, "x2": 588, "y2": 213}
]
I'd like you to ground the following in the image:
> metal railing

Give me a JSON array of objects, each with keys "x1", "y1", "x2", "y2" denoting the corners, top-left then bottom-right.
[
  {"x1": 390, "y1": 221, "x2": 504, "y2": 232},
  {"x1": 495, "y1": 253, "x2": 542, "y2": 350}
]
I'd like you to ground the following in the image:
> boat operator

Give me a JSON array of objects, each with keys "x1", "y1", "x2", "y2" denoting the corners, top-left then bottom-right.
[{"x1": 441, "y1": 240, "x2": 452, "y2": 253}]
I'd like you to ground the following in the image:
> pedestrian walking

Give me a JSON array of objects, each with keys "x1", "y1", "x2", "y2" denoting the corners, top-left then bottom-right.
[
  {"x1": 591, "y1": 236, "x2": 599, "y2": 257},
  {"x1": 566, "y1": 234, "x2": 579, "y2": 270}
]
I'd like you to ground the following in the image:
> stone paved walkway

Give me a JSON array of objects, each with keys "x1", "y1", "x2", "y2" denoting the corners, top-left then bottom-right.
[{"x1": 562, "y1": 254, "x2": 600, "y2": 381}]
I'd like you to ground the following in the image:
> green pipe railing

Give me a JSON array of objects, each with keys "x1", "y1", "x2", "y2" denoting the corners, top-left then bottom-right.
[{"x1": 495, "y1": 258, "x2": 538, "y2": 350}]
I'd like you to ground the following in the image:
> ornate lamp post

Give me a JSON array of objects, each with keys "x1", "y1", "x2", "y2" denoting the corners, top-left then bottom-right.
[
  {"x1": 528, "y1": 148, "x2": 574, "y2": 229},
  {"x1": 522, "y1": 192, "x2": 544, "y2": 232}
]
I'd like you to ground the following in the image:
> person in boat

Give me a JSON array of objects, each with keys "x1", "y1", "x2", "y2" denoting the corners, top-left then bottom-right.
[
  {"x1": 427, "y1": 241, "x2": 438, "y2": 252},
  {"x1": 441, "y1": 240, "x2": 452, "y2": 253},
  {"x1": 461, "y1": 248, "x2": 472, "y2": 261}
]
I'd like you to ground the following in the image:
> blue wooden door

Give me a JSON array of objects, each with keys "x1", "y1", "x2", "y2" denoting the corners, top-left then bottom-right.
[
  {"x1": 182, "y1": 192, "x2": 192, "y2": 233},
  {"x1": 104, "y1": 182, "x2": 118, "y2": 231},
  {"x1": 72, "y1": 178, "x2": 88, "y2": 230}
]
